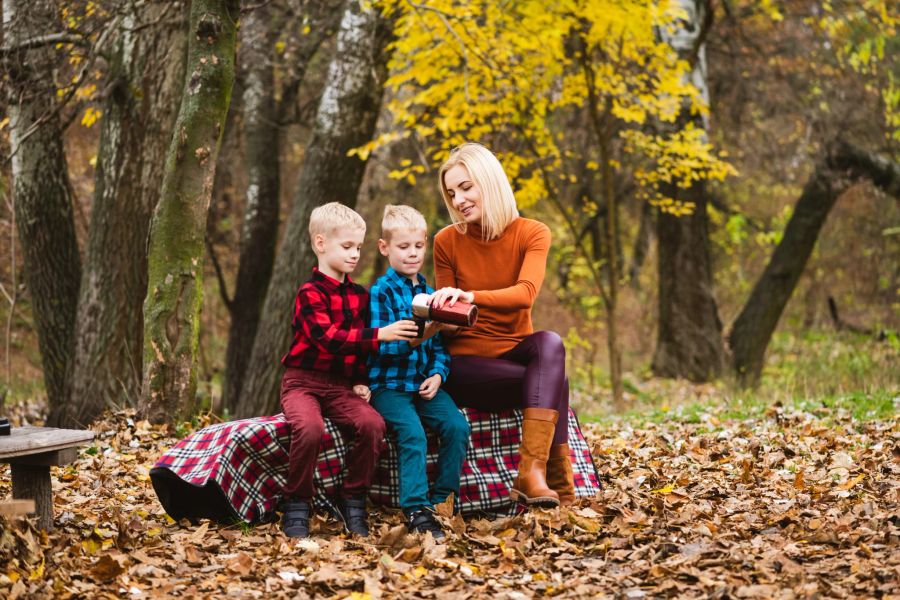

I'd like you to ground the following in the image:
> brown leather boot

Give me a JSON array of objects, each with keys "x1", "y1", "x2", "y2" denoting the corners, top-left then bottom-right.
[
  {"x1": 547, "y1": 444, "x2": 576, "y2": 507},
  {"x1": 510, "y1": 408, "x2": 560, "y2": 508}
]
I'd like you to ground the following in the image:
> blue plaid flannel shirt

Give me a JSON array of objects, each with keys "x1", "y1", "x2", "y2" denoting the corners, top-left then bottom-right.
[{"x1": 367, "y1": 267, "x2": 451, "y2": 393}]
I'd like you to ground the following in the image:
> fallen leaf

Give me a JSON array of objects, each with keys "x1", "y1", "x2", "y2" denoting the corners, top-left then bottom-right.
[
  {"x1": 836, "y1": 473, "x2": 865, "y2": 491},
  {"x1": 224, "y1": 552, "x2": 254, "y2": 577},
  {"x1": 91, "y1": 555, "x2": 124, "y2": 582}
]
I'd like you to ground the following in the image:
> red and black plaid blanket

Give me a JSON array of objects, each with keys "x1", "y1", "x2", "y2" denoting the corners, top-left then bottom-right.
[{"x1": 150, "y1": 407, "x2": 600, "y2": 524}]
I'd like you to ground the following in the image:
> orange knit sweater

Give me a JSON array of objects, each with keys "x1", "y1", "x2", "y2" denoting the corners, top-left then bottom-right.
[{"x1": 433, "y1": 217, "x2": 551, "y2": 358}]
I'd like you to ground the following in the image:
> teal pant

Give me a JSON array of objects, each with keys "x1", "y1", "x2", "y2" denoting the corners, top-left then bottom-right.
[{"x1": 371, "y1": 388, "x2": 470, "y2": 511}]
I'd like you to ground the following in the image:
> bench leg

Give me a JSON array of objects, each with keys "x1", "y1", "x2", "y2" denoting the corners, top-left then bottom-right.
[{"x1": 11, "y1": 463, "x2": 53, "y2": 530}]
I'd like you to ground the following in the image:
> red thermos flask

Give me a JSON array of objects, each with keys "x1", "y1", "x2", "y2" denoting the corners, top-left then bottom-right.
[{"x1": 411, "y1": 293, "x2": 478, "y2": 329}]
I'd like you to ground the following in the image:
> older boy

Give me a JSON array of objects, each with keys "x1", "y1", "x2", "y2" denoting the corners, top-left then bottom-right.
[
  {"x1": 368, "y1": 205, "x2": 471, "y2": 540},
  {"x1": 280, "y1": 202, "x2": 419, "y2": 539}
]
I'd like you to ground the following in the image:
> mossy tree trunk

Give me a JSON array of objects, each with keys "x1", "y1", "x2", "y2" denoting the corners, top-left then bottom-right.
[
  {"x1": 652, "y1": 0, "x2": 725, "y2": 382},
  {"x1": 67, "y1": 1, "x2": 188, "y2": 427},
  {"x1": 3, "y1": 0, "x2": 81, "y2": 423},
  {"x1": 729, "y1": 141, "x2": 900, "y2": 386},
  {"x1": 236, "y1": 0, "x2": 396, "y2": 418},
  {"x1": 138, "y1": 0, "x2": 239, "y2": 424}
]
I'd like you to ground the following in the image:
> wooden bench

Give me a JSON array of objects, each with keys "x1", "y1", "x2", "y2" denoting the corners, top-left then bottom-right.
[{"x1": 0, "y1": 425, "x2": 95, "y2": 530}]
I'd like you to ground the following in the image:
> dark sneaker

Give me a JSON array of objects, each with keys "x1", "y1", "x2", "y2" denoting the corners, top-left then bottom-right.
[
  {"x1": 335, "y1": 496, "x2": 369, "y2": 537},
  {"x1": 281, "y1": 500, "x2": 311, "y2": 538},
  {"x1": 406, "y1": 507, "x2": 446, "y2": 540}
]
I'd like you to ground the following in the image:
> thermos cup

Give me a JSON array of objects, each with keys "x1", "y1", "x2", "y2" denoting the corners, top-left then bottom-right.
[{"x1": 411, "y1": 293, "x2": 478, "y2": 337}]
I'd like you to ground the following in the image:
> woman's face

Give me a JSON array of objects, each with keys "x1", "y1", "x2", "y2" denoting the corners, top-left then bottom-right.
[{"x1": 444, "y1": 164, "x2": 482, "y2": 225}]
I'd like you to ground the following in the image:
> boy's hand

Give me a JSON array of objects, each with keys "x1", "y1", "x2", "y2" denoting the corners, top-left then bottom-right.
[
  {"x1": 419, "y1": 374, "x2": 442, "y2": 400},
  {"x1": 378, "y1": 319, "x2": 420, "y2": 341},
  {"x1": 353, "y1": 384, "x2": 371, "y2": 402}
]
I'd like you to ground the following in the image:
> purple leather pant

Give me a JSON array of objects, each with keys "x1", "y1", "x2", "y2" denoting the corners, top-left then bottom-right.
[{"x1": 445, "y1": 331, "x2": 569, "y2": 445}]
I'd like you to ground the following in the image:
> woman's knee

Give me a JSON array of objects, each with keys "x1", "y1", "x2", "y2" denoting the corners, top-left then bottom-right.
[{"x1": 532, "y1": 330, "x2": 565, "y2": 358}]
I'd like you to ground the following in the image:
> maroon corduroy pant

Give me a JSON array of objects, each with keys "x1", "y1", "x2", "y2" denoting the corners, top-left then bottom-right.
[
  {"x1": 445, "y1": 331, "x2": 569, "y2": 445},
  {"x1": 280, "y1": 367, "x2": 386, "y2": 501}
]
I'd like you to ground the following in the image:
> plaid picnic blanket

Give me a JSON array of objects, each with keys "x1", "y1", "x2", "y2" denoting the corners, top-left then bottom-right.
[{"x1": 150, "y1": 407, "x2": 600, "y2": 524}]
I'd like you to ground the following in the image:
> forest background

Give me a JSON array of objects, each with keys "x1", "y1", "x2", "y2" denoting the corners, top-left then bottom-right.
[
  {"x1": 0, "y1": 1, "x2": 898, "y2": 597},
  {"x1": 0, "y1": 0, "x2": 897, "y2": 427}
]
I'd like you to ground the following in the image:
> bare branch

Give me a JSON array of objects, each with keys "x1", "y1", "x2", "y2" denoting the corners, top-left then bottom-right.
[{"x1": 0, "y1": 32, "x2": 88, "y2": 55}]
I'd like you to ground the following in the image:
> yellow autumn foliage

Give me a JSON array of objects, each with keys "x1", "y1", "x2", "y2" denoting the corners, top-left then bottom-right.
[{"x1": 373, "y1": 0, "x2": 734, "y2": 212}]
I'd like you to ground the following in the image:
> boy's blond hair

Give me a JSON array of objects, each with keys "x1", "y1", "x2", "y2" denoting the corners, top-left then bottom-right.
[
  {"x1": 438, "y1": 142, "x2": 519, "y2": 240},
  {"x1": 380, "y1": 204, "x2": 427, "y2": 241},
  {"x1": 309, "y1": 202, "x2": 366, "y2": 249}
]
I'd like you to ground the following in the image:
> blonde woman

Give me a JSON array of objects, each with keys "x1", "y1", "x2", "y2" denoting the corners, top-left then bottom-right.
[{"x1": 428, "y1": 143, "x2": 574, "y2": 508}]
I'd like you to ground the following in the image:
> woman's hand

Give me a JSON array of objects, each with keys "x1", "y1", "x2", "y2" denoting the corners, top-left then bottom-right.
[
  {"x1": 378, "y1": 319, "x2": 420, "y2": 341},
  {"x1": 353, "y1": 384, "x2": 371, "y2": 402},
  {"x1": 418, "y1": 374, "x2": 442, "y2": 400},
  {"x1": 430, "y1": 287, "x2": 474, "y2": 309}
]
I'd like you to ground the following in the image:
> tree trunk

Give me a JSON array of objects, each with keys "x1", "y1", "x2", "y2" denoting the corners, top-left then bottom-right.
[
  {"x1": 220, "y1": 0, "x2": 343, "y2": 414},
  {"x1": 138, "y1": 0, "x2": 239, "y2": 424},
  {"x1": 236, "y1": 0, "x2": 395, "y2": 418},
  {"x1": 652, "y1": 0, "x2": 725, "y2": 382},
  {"x1": 628, "y1": 199, "x2": 654, "y2": 288},
  {"x1": 600, "y1": 133, "x2": 624, "y2": 409},
  {"x1": 652, "y1": 182, "x2": 725, "y2": 381},
  {"x1": 220, "y1": 1, "x2": 281, "y2": 415},
  {"x1": 67, "y1": 2, "x2": 188, "y2": 427},
  {"x1": 3, "y1": 0, "x2": 81, "y2": 422},
  {"x1": 275, "y1": 0, "x2": 345, "y2": 125},
  {"x1": 728, "y1": 141, "x2": 900, "y2": 385}
]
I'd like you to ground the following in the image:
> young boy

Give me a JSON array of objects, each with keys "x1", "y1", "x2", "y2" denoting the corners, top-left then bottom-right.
[
  {"x1": 368, "y1": 205, "x2": 471, "y2": 540},
  {"x1": 280, "y1": 202, "x2": 419, "y2": 539}
]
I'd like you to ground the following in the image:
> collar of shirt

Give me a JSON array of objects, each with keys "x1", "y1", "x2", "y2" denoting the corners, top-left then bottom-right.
[
  {"x1": 383, "y1": 266, "x2": 427, "y2": 295},
  {"x1": 311, "y1": 266, "x2": 355, "y2": 289}
]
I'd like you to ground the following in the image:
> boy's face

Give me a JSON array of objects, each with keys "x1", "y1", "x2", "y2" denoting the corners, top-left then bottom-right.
[
  {"x1": 378, "y1": 228, "x2": 427, "y2": 280},
  {"x1": 314, "y1": 227, "x2": 365, "y2": 280}
]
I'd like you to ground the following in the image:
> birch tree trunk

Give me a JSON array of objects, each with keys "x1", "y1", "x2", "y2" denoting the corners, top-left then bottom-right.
[
  {"x1": 652, "y1": 0, "x2": 725, "y2": 382},
  {"x1": 236, "y1": 0, "x2": 395, "y2": 418},
  {"x1": 3, "y1": 0, "x2": 81, "y2": 422},
  {"x1": 221, "y1": 0, "x2": 345, "y2": 415},
  {"x1": 220, "y1": 2, "x2": 281, "y2": 414},
  {"x1": 138, "y1": 0, "x2": 239, "y2": 424},
  {"x1": 67, "y1": 2, "x2": 188, "y2": 427},
  {"x1": 729, "y1": 141, "x2": 900, "y2": 385}
]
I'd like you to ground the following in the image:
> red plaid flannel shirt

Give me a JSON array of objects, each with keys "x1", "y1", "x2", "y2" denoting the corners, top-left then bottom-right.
[{"x1": 281, "y1": 268, "x2": 379, "y2": 382}]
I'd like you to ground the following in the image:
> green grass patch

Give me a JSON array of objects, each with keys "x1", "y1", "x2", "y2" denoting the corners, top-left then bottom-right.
[{"x1": 572, "y1": 329, "x2": 898, "y2": 427}]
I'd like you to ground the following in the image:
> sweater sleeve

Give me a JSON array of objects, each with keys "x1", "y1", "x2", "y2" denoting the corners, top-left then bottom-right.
[
  {"x1": 433, "y1": 231, "x2": 458, "y2": 290},
  {"x1": 472, "y1": 221, "x2": 550, "y2": 310}
]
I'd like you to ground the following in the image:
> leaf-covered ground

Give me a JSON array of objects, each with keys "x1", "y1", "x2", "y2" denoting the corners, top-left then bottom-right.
[{"x1": 1, "y1": 401, "x2": 898, "y2": 599}]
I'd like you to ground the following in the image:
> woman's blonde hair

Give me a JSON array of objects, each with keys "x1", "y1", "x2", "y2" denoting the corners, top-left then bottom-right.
[{"x1": 438, "y1": 143, "x2": 519, "y2": 240}]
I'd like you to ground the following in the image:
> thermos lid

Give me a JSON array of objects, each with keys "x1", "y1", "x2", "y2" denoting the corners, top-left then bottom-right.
[{"x1": 411, "y1": 293, "x2": 432, "y2": 319}]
